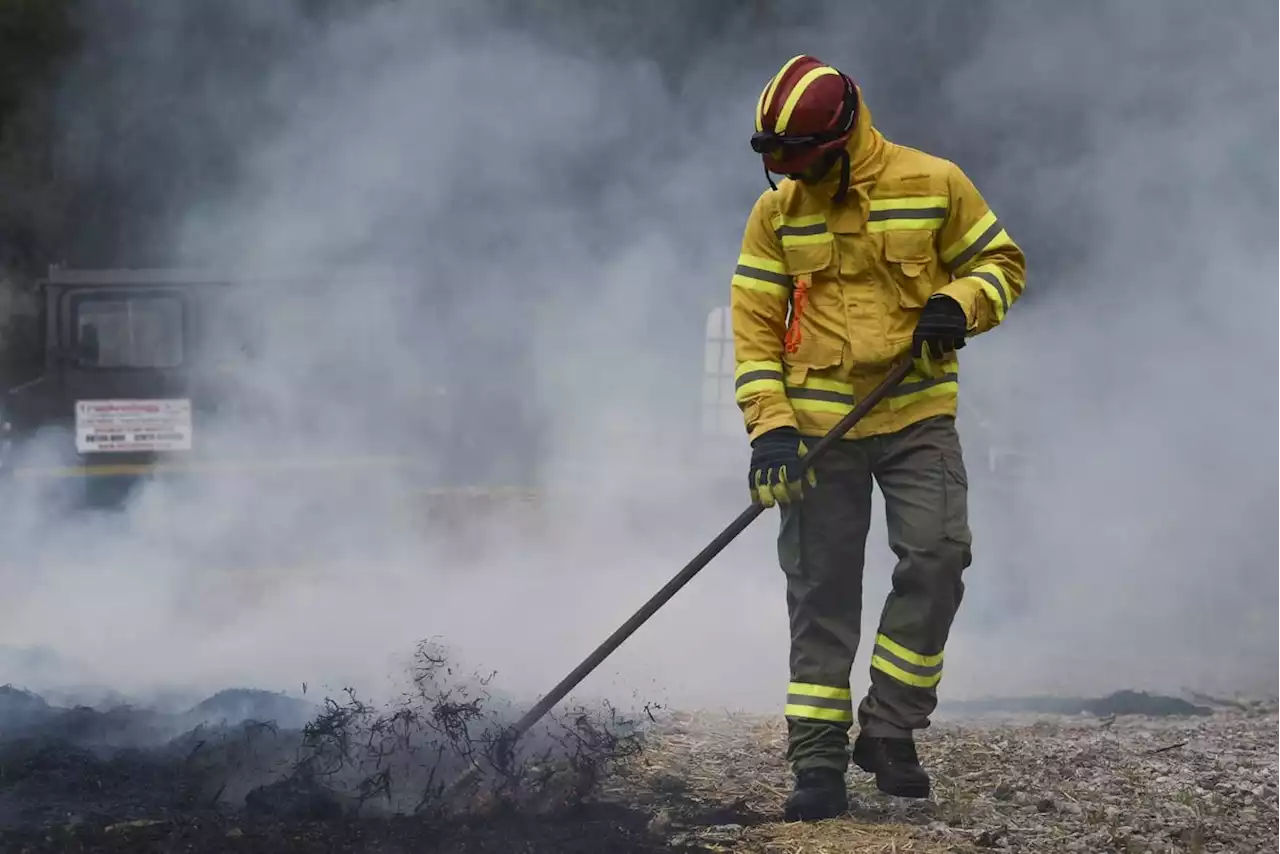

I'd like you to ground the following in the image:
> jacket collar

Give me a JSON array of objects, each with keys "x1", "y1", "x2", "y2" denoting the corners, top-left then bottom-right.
[{"x1": 797, "y1": 85, "x2": 889, "y2": 225}]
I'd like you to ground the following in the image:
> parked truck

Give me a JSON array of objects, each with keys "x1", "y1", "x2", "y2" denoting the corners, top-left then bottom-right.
[{"x1": 0, "y1": 265, "x2": 539, "y2": 510}]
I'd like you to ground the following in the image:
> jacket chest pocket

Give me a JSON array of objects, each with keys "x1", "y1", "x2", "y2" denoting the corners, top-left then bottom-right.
[
  {"x1": 883, "y1": 230, "x2": 938, "y2": 309},
  {"x1": 779, "y1": 231, "x2": 845, "y2": 378},
  {"x1": 782, "y1": 238, "x2": 835, "y2": 280},
  {"x1": 782, "y1": 231, "x2": 843, "y2": 313}
]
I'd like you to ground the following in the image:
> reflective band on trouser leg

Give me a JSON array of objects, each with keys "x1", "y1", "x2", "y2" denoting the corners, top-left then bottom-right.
[
  {"x1": 779, "y1": 444, "x2": 873, "y2": 770},
  {"x1": 857, "y1": 414, "x2": 968, "y2": 738},
  {"x1": 785, "y1": 682, "x2": 854, "y2": 723},
  {"x1": 867, "y1": 196, "x2": 949, "y2": 233},
  {"x1": 869, "y1": 634, "x2": 943, "y2": 689}
]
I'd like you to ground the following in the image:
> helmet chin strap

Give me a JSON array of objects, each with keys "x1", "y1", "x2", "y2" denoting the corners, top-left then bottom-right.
[{"x1": 832, "y1": 147, "x2": 851, "y2": 204}]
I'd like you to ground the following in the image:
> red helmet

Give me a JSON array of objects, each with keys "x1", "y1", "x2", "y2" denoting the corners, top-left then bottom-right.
[{"x1": 752, "y1": 55, "x2": 857, "y2": 177}]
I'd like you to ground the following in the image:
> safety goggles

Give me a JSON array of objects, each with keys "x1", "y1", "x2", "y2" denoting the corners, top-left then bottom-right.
[{"x1": 750, "y1": 130, "x2": 832, "y2": 155}]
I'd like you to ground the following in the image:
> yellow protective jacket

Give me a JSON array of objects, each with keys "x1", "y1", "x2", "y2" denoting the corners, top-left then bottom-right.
[{"x1": 731, "y1": 87, "x2": 1027, "y2": 442}]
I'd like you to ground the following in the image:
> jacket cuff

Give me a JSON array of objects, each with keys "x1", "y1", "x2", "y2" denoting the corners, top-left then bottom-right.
[
  {"x1": 936, "y1": 280, "x2": 983, "y2": 331},
  {"x1": 744, "y1": 396, "x2": 799, "y2": 441}
]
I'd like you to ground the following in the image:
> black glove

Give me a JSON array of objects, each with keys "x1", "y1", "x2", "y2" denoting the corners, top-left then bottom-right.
[
  {"x1": 748, "y1": 427, "x2": 816, "y2": 508},
  {"x1": 912, "y1": 294, "x2": 967, "y2": 361}
]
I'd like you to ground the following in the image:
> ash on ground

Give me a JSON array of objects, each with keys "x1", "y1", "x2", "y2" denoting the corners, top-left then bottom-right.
[
  {"x1": 0, "y1": 640, "x2": 692, "y2": 853},
  {"x1": 2, "y1": 669, "x2": 1275, "y2": 853}
]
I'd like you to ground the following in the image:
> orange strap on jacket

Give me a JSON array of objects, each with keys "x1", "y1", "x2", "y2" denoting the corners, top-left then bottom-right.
[{"x1": 784, "y1": 275, "x2": 809, "y2": 354}]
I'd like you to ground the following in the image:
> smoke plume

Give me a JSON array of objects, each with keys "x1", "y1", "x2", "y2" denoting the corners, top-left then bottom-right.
[{"x1": 1, "y1": 0, "x2": 1274, "y2": 721}]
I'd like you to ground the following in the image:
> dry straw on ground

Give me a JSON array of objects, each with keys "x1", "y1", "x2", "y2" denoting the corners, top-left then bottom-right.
[{"x1": 609, "y1": 700, "x2": 1279, "y2": 854}]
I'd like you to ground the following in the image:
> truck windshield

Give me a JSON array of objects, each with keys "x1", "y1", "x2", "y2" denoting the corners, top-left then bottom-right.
[{"x1": 76, "y1": 296, "x2": 183, "y2": 369}]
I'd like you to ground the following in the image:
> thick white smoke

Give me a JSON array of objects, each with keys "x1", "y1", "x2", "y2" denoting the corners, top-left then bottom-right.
[
  {"x1": 0, "y1": 0, "x2": 1274, "y2": 716},
  {"x1": 927, "y1": 2, "x2": 1278, "y2": 698}
]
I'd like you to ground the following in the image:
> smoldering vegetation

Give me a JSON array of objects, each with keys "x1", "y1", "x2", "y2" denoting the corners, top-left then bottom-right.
[
  {"x1": 0, "y1": 0, "x2": 1275, "y2": 851},
  {"x1": 0, "y1": 641, "x2": 709, "y2": 853}
]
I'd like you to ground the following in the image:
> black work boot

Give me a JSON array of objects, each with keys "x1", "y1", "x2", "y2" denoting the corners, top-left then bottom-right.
[
  {"x1": 852, "y1": 732, "x2": 931, "y2": 798},
  {"x1": 783, "y1": 767, "x2": 849, "y2": 822}
]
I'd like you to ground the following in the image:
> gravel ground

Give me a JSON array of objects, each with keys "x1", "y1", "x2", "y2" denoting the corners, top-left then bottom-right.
[
  {"x1": 614, "y1": 700, "x2": 1279, "y2": 853},
  {"x1": 1, "y1": 684, "x2": 1274, "y2": 852}
]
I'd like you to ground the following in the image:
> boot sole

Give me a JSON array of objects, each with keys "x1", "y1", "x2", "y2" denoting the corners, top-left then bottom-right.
[{"x1": 874, "y1": 779, "x2": 930, "y2": 799}]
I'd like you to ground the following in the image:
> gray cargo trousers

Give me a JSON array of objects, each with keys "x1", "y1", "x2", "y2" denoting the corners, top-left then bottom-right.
[{"x1": 778, "y1": 414, "x2": 972, "y2": 773}]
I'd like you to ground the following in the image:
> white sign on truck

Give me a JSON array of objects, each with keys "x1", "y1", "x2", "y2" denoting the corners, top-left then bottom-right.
[{"x1": 75, "y1": 399, "x2": 193, "y2": 453}]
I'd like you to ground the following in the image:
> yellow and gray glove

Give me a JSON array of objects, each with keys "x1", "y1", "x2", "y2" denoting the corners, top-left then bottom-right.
[{"x1": 748, "y1": 426, "x2": 817, "y2": 508}]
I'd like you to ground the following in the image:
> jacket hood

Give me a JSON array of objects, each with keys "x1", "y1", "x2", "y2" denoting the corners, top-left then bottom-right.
[{"x1": 799, "y1": 84, "x2": 889, "y2": 207}]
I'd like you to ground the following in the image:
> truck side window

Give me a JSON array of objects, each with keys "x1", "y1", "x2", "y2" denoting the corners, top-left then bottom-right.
[{"x1": 75, "y1": 296, "x2": 183, "y2": 369}]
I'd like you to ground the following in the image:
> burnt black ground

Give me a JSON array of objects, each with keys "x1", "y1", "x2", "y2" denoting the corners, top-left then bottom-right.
[
  {"x1": 0, "y1": 725, "x2": 717, "y2": 854},
  {"x1": 0, "y1": 667, "x2": 741, "y2": 854},
  {"x1": 0, "y1": 806, "x2": 696, "y2": 853}
]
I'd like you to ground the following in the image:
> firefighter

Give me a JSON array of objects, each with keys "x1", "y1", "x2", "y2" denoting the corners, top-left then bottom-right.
[{"x1": 730, "y1": 55, "x2": 1026, "y2": 821}]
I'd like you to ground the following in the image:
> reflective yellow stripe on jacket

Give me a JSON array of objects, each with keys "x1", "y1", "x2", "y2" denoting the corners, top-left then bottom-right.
[
  {"x1": 729, "y1": 192, "x2": 801, "y2": 440},
  {"x1": 867, "y1": 196, "x2": 949, "y2": 232},
  {"x1": 729, "y1": 97, "x2": 1027, "y2": 442},
  {"x1": 888, "y1": 359, "x2": 959, "y2": 410},
  {"x1": 734, "y1": 360, "x2": 785, "y2": 402},
  {"x1": 937, "y1": 203, "x2": 1024, "y2": 331},
  {"x1": 775, "y1": 214, "x2": 832, "y2": 248},
  {"x1": 732, "y1": 254, "x2": 790, "y2": 299},
  {"x1": 788, "y1": 376, "x2": 855, "y2": 416}
]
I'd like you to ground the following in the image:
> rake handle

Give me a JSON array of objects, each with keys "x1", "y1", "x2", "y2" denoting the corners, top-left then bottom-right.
[{"x1": 446, "y1": 356, "x2": 913, "y2": 796}]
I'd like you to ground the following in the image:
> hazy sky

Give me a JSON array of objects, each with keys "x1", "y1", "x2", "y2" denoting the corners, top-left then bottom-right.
[{"x1": 1, "y1": 0, "x2": 1275, "y2": 713}]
